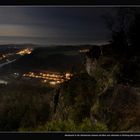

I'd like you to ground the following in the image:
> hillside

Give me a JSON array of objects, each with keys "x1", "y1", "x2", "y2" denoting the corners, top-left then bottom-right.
[
  {"x1": 0, "y1": 45, "x2": 89, "y2": 74},
  {"x1": 0, "y1": 43, "x2": 139, "y2": 131},
  {"x1": 34, "y1": 44, "x2": 140, "y2": 131},
  {"x1": 13, "y1": 53, "x2": 83, "y2": 72}
]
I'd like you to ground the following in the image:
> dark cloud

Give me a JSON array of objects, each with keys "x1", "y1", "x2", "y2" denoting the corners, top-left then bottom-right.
[{"x1": 0, "y1": 7, "x2": 116, "y2": 45}]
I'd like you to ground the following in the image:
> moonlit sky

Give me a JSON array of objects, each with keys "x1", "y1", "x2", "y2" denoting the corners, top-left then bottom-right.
[{"x1": 0, "y1": 7, "x2": 116, "y2": 45}]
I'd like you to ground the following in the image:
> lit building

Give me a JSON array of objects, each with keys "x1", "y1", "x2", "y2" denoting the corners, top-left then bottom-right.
[{"x1": 22, "y1": 71, "x2": 73, "y2": 86}]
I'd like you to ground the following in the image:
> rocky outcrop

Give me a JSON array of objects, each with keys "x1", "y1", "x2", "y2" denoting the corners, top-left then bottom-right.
[
  {"x1": 51, "y1": 73, "x2": 140, "y2": 131},
  {"x1": 85, "y1": 56, "x2": 97, "y2": 77},
  {"x1": 50, "y1": 45, "x2": 140, "y2": 131},
  {"x1": 85, "y1": 46, "x2": 102, "y2": 77}
]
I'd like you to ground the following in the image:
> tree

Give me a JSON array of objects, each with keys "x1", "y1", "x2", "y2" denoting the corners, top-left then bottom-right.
[
  {"x1": 128, "y1": 12, "x2": 140, "y2": 55},
  {"x1": 103, "y1": 8, "x2": 138, "y2": 56}
]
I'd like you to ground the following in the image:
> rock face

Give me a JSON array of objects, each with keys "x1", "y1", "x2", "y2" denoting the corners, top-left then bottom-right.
[
  {"x1": 85, "y1": 46, "x2": 102, "y2": 77},
  {"x1": 85, "y1": 57, "x2": 97, "y2": 77}
]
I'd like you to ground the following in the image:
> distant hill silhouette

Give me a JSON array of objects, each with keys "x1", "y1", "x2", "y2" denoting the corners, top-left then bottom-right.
[{"x1": 12, "y1": 53, "x2": 83, "y2": 72}]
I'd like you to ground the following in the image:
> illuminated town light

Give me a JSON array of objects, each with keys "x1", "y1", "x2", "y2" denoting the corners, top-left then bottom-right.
[
  {"x1": 49, "y1": 81, "x2": 56, "y2": 85},
  {"x1": 2, "y1": 55, "x2": 6, "y2": 58},
  {"x1": 22, "y1": 71, "x2": 73, "y2": 86},
  {"x1": 17, "y1": 48, "x2": 33, "y2": 56},
  {"x1": 56, "y1": 81, "x2": 61, "y2": 84},
  {"x1": 43, "y1": 80, "x2": 47, "y2": 83}
]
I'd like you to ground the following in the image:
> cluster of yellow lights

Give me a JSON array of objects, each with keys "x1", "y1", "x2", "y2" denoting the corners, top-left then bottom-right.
[
  {"x1": 16, "y1": 48, "x2": 33, "y2": 56},
  {"x1": 0, "y1": 53, "x2": 16, "y2": 61},
  {"x1": 23, "y1": 71, "x2": 73, "y2": 86},
  {"x1": 0, "y1": 54, "x2": 8, "y2": 60}
]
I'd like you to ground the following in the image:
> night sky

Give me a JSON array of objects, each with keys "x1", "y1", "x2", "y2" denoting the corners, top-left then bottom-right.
[{"x1": 0, "y1": 7, "x2": 116, "y2": 45}]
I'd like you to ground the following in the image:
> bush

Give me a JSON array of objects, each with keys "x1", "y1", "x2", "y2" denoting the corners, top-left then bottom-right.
[
  {"x1": 79, "y1": 118, "x2": 108, "y2": 131},
  {"x1": 0, "y1": 84, "x2": 51, "y2": 131},
  {"x1": 69, "y1": 95, "x2": 91, "y2": 123},
  {"x1": 19, "y1": 118, "x2": 108, "y2": 131}
]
